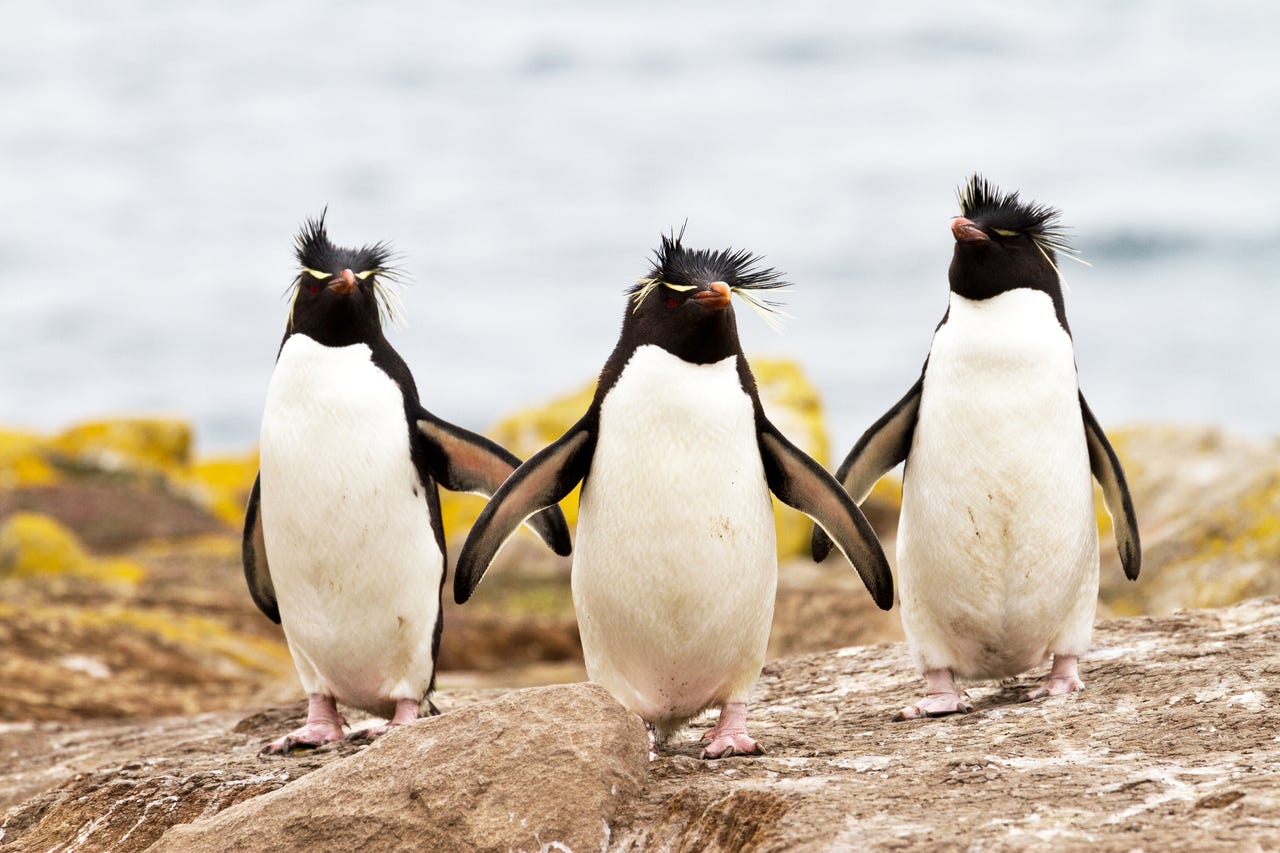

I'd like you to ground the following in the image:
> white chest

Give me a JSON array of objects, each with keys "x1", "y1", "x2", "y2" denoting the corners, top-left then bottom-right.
[
  {"x1": 260, "y1": 335, "x2": 419, "y2": 514},
  {"x1": 913, "y1": 290, "x2": 1086, "y2": 487},
  {"x1": 581, "y1": 345, "x2": 768, "y2": 545},
  {"x1": 256, "y1": 334, "x2": 443, "y2": 711},
  {"x1": 572, "y1": 345, "x2": 777, "y2": 721},
  {"x1": 898, "y1": 290, "x2": 1100, "y2": 677}
]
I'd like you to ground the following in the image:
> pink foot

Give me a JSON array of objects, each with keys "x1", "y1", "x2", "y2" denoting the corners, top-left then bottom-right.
[
  {"x1": 1025, "y1": 655, "x2": 1084, "y2": 701},
  {"x1": 262, "y1": 694, "x2": 346, "y2": 754},
  {"x1": 894, "y1": 668, "x2": 973, "y2": 721},
  {"x1": 700, "y1": 702, "x2": 764, "y2": 759},
  {"x1": 347, "y1": 697, "x2": 423, "y2": 741}
]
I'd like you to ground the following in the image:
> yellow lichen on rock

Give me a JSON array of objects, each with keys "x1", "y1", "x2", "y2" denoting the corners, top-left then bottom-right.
[
  {"x1": 49, "y1": 417, "x2": 193, "y2": 474},
  {"x1": 0, "y1": 426, "x2": 58, "y2": 487},
  {"x1": 1097, "y1": 425, "x2": 1280, "y2": 617},
  {"x1": 73, "y1": 605, "x2": 293, "y2": 675},
  {"x1": 0, "y1": 511, "x2": 145, "y2": 584},
  {"x1": 188, "y1": 451, "x2": 260, "y2": 528}
]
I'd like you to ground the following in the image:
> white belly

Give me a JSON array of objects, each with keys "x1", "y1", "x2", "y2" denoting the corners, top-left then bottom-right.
[
  {"x1": 899, "y1": 290, "x2": 1099, "y2": 679},
  {"x1": 259, "y1": 334, "x2": 443, "y2": 715},
  {"x1": 573, "y1": 346, "x2": 776, "y2": 726}
]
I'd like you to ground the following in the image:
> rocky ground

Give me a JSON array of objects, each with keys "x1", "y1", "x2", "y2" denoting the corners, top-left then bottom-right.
[
  {"x1": 1, "y1": 385, "x2": 1278, "y2": 850},
  {"x1": 2, "y1": 598, "x2": 1277, "y2": 852}
]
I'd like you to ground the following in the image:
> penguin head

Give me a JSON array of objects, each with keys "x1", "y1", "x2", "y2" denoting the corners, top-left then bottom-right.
[
  {"x1": 285, "y1": 212, "x2": 399, "y2": 346},
  {"x1": 622, "y1": 227, "x2": 789, "y2": 364},
  {"x1": 947, "y1": 174, "x2": 1074, "y2": 307}
]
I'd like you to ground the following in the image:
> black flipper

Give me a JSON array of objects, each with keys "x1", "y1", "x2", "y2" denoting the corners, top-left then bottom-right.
[
  {"x1": 416, "y1": 407, "x2": 572, "y2": 557},
  {"x1": 757, "y1": 418, "x2": 893, "y2": 610},
  {"x1": 812, "y1": 377, "x2": 922, "y2": 563},
  {"x1": 242, "y1": 474, "x2": 280, "y2": 624},
  {"x1": 454, "y1": 417, "x2": 596, "y2": 604},
  {"x1": 1080, "y1": 393, "x2": 1141, "y2": 580}
]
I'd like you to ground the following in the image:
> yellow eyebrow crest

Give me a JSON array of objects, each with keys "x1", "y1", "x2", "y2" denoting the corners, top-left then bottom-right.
[
  {"x1": 662, "y1": 282, "x2": 697, "y2": 292},
  {"x1": 993, "y1": 228, "x2": 1019, "y2": 237},
  {"x1": 355, "y1": 270, "x2": 379, "y2": 281},
  {"x1": 301, "y1": 268, "x2": 330, "y2": 279}
]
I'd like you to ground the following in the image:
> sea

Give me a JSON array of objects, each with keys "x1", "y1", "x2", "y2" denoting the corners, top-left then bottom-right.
[{"x1": 2, "y1": 1, "x2": 1277, "y2": 454}]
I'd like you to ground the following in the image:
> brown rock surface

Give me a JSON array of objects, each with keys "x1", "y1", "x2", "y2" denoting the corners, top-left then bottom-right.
[
  {"x1": 148, "y1": 683, "x2": 647, "y2": 853},
  {"x1": 3, "y1": 599, "x2": 1278, "y2": 852}
]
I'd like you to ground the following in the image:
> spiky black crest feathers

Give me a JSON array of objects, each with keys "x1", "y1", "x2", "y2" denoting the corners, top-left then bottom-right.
[
  {"x1": 288, "y1": 210, "x2": 404, "y2": 328},
  {"x1": 957, "y1": 174, "x2": 1076, "y2": 259},
  {"x1": 293, "y1": 210, "x2": 396, "y2": 278},
  {"x1": 630, "y1": 226, "x2": 791, "y2": 330}
]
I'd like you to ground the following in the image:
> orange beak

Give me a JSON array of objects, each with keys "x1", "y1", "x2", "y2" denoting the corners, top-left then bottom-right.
[
  {"x1": 329, "y1": 268, "x2": 358, "y2": 295},
  {"x1": 951, "y1": 217, "x2": 989, "y2": 244},
  {"x1": 692, "y1": 280, "x2": 732, "y2": 310}
]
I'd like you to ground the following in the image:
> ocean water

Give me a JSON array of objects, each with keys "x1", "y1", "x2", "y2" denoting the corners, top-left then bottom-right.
[{"x1": 2, "y1": 1, "x2": 1277, "y2": 454}]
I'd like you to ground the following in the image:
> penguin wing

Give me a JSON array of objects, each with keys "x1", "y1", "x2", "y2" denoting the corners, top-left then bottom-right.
[
  {"x1": 757, "y1": 418, "x2": 894, "y2": 610},
  {"x1": 1080, "y1": 392, "x2": 1141, "y2": 580},
  {"x1": 454, "y1": 417, "x2": 596, "y2": 604},
  {"x1": 241, "y1": 474, "x2": 280, "y2": 624},
  {"x1": 416, "y1": 407, "x2": 572, "y2": 557},
  {"x1": 812, "y1": 377, "x2": 922, "y2": 563}
]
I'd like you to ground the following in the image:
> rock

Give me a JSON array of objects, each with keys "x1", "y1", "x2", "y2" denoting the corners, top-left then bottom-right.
[
  {"x1": 47, "y1": 418, "x2": 193, "y2": 474},
  {"x1": 186, "y1": 451, "x2": 259, "y2": 529},
  {"x1": 0, "y1": 427, "x2": 58, "y2": 488},
  {"x1": 1097, "y1": 425, "x2": 1280, "y2": 616},
  {"x1": 0, "y1": 512, "x2": 144, "y2": 584},
  {"x1": 149, "y1": 683, "x2": 648, "y2": 853},
  {"x1": 0, "y1": 418, "x2": 236, "y2": 551},
  {"x1": 0, "y1": 520, "x2": 293, "y2": 723},
  {"x1": 4, "y1": 601, "x2": 1280, "y2": 851},
  {"x1": 0, "y1": 705, "x2": 359, "y2": 851},
  {"x1": 2, "y1": 482, "x2": 229, "y2": 552},
  {"x1": 609, "y1": 597, "x2": 1280, "y2": 850}
]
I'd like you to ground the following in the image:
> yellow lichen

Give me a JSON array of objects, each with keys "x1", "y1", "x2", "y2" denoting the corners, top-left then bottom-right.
[
  {"x1": 49, "y1": 417, "x2": 193, "y2": 474},
  {"x1": 0, "y1": 512, "x2": 145, "y2": 584},
  {"x1": 79, "y1": 606, "x2": 292, "y2": 674},
  {"x1": 0, "y1": 600, "x2": 292, "y2": 676},
  {"x1": 0, "y1": 426, "x2": 58, "y2": 487},
  {"x1": 186, "y1": 451, "x2": 260, "y2": 528}
]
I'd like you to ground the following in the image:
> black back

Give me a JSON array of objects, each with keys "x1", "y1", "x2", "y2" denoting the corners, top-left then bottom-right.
[{"x1": 947, "y1": 174, "x2": 1074, "y2": 333}]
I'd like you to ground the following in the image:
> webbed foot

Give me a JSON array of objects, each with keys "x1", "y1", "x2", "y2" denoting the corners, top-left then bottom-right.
[
  {"x1": 699, "y1": 702, "x2": 765, "y2": 759},
  {"x1": 261, "y1": 693, "x2": 346, "y2": 754}
]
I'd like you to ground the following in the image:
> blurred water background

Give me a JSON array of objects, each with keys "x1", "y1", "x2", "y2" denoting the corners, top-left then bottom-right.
[{"x1": 2, "y1": 1, "x2": 1276, "y2": 453}]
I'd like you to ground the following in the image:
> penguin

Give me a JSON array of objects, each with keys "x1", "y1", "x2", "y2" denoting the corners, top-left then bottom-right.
[
  {"x1": 454, "y1": 229, "x2": 892, "y2": 757},
  {"x1": 243, "y1": 213, "x2": 571, "y2": 753},
  {"x1": 812, "y1": 175, "x2": 1141, "y2": 719}
]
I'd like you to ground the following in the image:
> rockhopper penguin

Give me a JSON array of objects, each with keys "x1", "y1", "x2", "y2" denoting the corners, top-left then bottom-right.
[
  {"x1": 455, "y1": 230, "x2": 892, "y2": 757},
  {"x1": 243, "y1": 214, "x2": 571, "y2": 753},
  {"x1": 813, "y1": 175, "x2": 1140, "y2": 719}
]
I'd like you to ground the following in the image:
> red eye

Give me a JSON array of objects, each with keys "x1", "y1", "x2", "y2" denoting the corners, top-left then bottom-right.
[
  {"x1": 666, "y1": 296, "x2": 679, "y2": 308},
  {"x1": 309, "y1": 284, "x2": 320, "y2": 294}
]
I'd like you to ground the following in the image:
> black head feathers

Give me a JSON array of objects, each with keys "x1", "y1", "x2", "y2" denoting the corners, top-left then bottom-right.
[
  {"x1": 956, "y1": 174, "x2": 1075, "y2": 259},
  {"x1": 293, "y1": 210, "x2": 395, "y2": 279},
  {"x1": 288, "y1": 211, "x2": 403, "y2": 332},
  {"x1": 630, "y1": 226, "x2": 791, "y2": 331},
  {"x1": 949, "y1": 175, "x2": 1077, "y2": 331}
]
